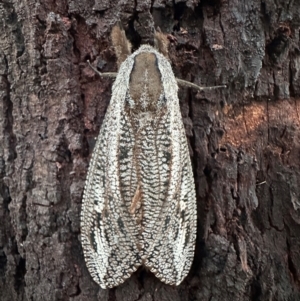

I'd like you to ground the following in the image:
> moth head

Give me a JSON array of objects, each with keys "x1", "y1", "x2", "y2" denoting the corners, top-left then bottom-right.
[
  {"x1": 111, "y1": 25, "x2": 170, "y2": 67},
  {"x1": 111, "y1": 25, "x2": 170, "y2": 112},
  {"x1": 88, "y1": 26, "x2": 225, "y2": 95}
]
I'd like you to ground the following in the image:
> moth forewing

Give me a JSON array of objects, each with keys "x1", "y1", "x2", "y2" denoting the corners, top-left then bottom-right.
[
  {"x1": 81, "y1": 41, "x2": 197, "y2": 288},
  {"x1": 140, "y1": 65, "x2": 197, "y2": 284},
  {"x1": 80, "y1": 61, "x2": 142, "y2": 288}
]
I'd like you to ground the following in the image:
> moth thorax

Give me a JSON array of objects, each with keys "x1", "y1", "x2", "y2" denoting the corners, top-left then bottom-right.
[{"x1": 129, "y1": 52, "x2": 163, "y2": 113}]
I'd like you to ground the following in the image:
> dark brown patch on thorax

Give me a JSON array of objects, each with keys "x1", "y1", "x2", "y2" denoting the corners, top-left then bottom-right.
[{"x1": 129, "y1": 53, "x2": 163, "y2": 113}]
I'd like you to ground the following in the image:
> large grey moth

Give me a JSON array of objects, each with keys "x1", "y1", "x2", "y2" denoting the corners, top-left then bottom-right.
[{"x1": 81, "y1": 26, "x2": 225, "y2": 289}]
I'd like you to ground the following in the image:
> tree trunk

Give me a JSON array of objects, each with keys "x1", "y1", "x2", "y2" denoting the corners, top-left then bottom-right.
[{"x1": 1, "y1": 0, "x2": 300, "y2": 300}]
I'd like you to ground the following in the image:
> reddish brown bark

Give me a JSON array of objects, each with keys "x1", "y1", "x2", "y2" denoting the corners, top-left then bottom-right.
[{"x1": 1, "y1": 0, "x2": 300, "y2": 300}]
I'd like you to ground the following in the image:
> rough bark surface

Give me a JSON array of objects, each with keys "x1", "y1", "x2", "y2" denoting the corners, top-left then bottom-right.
[{"x1": 0, "y1": 0, "x2": 300, "y2": 300}]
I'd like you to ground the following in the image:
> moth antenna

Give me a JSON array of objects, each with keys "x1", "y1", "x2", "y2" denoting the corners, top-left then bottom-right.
[
  {"x1": 154, "y1": 30, "x2": 169, "y2": 59},
  {"x1": 111, "y1": 25, "x2": 132, "y2": 68},
  {"x1": 87, "y1": 61, "x2": 227, "y2": 91}
]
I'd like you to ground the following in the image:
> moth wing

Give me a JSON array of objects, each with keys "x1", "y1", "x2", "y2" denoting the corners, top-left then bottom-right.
[
  {"x1": 142, "y1": 105, "x2": 197, "y2": 285},
  {"x1": 80, "y1": 102, "x2": 141, "y2": 289}
]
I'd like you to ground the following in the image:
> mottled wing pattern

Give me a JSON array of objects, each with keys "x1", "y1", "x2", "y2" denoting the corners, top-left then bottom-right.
[
  {"x1": 80, "y1": 98, "x2": 142, "y2": 289},
  {"x1": 136, "y1": 108, "x2": 171, "y2": 252},
  {"x1": 118, "y1": 101, "x2": 143, "y2": 226},
  {"x1": 142, "y1": 101, "x2": 197, "y2": 285}
]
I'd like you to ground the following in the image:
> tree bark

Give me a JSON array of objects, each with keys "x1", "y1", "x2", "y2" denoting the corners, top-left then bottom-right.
[{"x1": 1, "y1": 0, "x2": 300, "y2": 300}]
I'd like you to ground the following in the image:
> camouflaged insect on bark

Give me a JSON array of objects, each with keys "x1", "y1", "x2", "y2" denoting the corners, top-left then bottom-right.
[{"x1": 80, "y1": 27, "x2": 197, "y2": 289}]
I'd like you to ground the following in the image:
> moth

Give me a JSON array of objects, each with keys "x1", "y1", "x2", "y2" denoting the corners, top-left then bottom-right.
[{"x1": 81, "y1": 26, "x2": 225, "y2": 289}]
